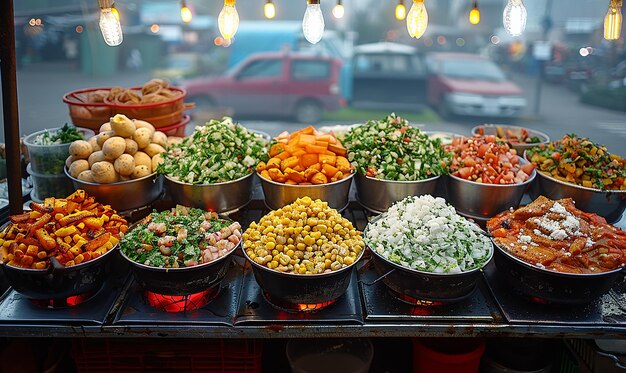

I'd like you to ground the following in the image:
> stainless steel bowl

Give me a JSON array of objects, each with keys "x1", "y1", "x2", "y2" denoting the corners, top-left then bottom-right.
[
  {"x1": 445, "y1": 157, "x2": 536, "y2": 218},
  {"x1": 355, "y1": 173, "x2": 440, "y2": 213},
  {"x1": 165, "y1": 172, "x2": 254, "y2": 214},
  {"x1": 528, "y1": 170, "x2": 626, "y2": 223},
  {"x1": 65, "y1": 168, "x2": 163, "y2": 212},
  {"x1": 471, "y1": 124, "x2": 550, "y2": 154},
  {"x1": 259, "y1": 172, "x2": 354, "y2": 211}
]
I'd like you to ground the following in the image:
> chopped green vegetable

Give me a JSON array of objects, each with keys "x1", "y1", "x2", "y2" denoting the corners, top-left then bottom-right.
[
  {"x1": 342, "y1": 113, "x2": 450, "y2": 181},
  {"x1": 33, "y1": 124, "x2": 84, "y2": 145},
  {"x1": 120, "y1": 206, "x2": 242, "y2": 268},
  {"x1": 365, "y1": 195, "x2": 492, "y2": 273},
  {"x1": 157, "y1": 117, "x2": 269, "y2": 184}
]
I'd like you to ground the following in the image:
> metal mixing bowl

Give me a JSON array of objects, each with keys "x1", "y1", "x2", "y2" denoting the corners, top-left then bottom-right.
[
  {"x1": 259, "y1": 172, "x2": 354, "y2": 211},
  {"x1": 445, "y1": 157, "x2": 536, "y2": 218},
  {"x1": 164, "y1": 172, "x2": 254, "y2": 214},
  {"x1": 355, "y1": 173, "x2": 440, "y2": 213},
  {"x1": 471, "y1": 124, "x2": 550, "y2": 154},
  {"x1": 65, "y1": 169, "x2": 163, "y2": 212},
  {"x1": 528, "y1": 170, "x2": 626, "y2": 224}
]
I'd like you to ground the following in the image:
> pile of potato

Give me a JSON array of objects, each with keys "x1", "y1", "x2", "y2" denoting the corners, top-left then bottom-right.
[{"x1": 66, "y1": 114, "x2": 182, "y2": 183}]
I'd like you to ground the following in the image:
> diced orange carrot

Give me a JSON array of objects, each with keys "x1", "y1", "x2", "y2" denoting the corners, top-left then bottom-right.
[
  {"x1": 309, "y1": 163, "x2": 322, "y2": 171},
  {"x1": 311, "y1": 172, "x2": 328, "y2": 185},
  {"x1": 268, "y1": 168, "x2": 287, "y2": 182},
  {"x1": 335, "y1": 156, "x2": 352, "y2": 173},
  {"x1": 298, "y1": 134, "x2": 316, "y2": 145},
  {"x1": 292, "y1": 149, "x2": 306, "y2": 157},
  {"x1": 316, "y1": 134, "x2": 335, "y2": 144},
  {"x1": 281, "y1": 156, "x2": 299, "y2": 170},
  {"x1": 300, "y1": 153, "x2": 319, "y2": 168},
  {"x1": 260, "y1": 170, "x2": 271, "y2": 180},
  {"x1": 284, "y1": 168, "x2": 306, "y2": 183},
  {"x1": 323, "y1": 150, "x2": 335, "y2": 156},
  {"x1": 305, "y1": 144, "x2": 328, "y2": 154},
  {"x1": 266, "y1": 157, "x2": 281, "y2": 169},
  {"x1": 276, "y1": 151, "x2": 292, "y2": 161},
  {"x1": 255, "y1": 161, "x2": 267, "y2": 173},
  {"x1": 328, "y1": 143, "x2": 347, "y2": 157},
  {"x1": 285, "y1": 180, "x2": 298, "y2": 185},
  {"x1": 319, "y1": 154, "x2": 336, "y2": 166},
  {"x1": 304, "y1": 167, "x2": 319, "y2": 181},
  {"x1": 322, "y1": 164, "x2": 339, "y2": 178},
  {"x1": 269, "y1": 143, "x2": 286, "y2": 157},
  {"x1": 298, "y1": 125, "x2": 315, "y2": 135}
]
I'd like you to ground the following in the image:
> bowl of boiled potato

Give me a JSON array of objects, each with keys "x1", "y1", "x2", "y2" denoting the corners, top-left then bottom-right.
[{"x1": 64, "y1": 114, "x2": 182, "y2": 211}]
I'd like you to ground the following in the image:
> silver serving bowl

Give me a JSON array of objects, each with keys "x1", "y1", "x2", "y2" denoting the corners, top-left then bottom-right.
[
  {"x1": 471, "y1": 124, "x2": 550, "y2": 154},
  {"x1": 355, "y1": 173, "x2": 440, "y2": 214},
  {"x1": 528, "y1": 170, "x2": 626, "y2": 224},
  {"x1": 259, "y1": 172, "x2": 354, "y2": 211},
  {"x1": 165, "y1": 172, "x2": 254, "y2": 214},
  {"x1": 445, "y1": 157, "x2": 536, "y2": 218},
  {"x1": 65, "y1": 168, "x2": 163, "y2": 212}
]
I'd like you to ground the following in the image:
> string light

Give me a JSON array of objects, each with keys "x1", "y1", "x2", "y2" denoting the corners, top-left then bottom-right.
[
  {"x1": 395, "y1": 0, "x2": 406, "y2": 20},
  {"x1": 98, "y1": 0, "x2": 123, "y2": 46},
  {"x1": 302, "y1": 0, "x2": 325, "y2": 44},
  {"x1": 604, "y1": 0, "x2": 622, "y2": 40},
  {"x1": 332, "y1": 0, "x2": 345, "y2": 19},
  {"x1": 181, "y1": 1, "x2": 192, "y2": 23},
  {"x1": 503, "y1": 0, "x2": 527, "y2": 37},
  {"x1": 218, "y1": 0, "x2": 239, "y2": 40},
  {"x1": 407, "y1": 0, "x2": 428, "y2": 39},
  {"x1": 469, "y1": 0, "x2": 480, "y2": 25},
  {"x1": 264, "y1": 0, "x2": 276, "y2": 19}
]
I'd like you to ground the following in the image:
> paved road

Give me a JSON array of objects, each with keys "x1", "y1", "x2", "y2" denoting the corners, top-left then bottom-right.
[{"x1": 2, "y1": 63, "x2": 626, "y2": 156}]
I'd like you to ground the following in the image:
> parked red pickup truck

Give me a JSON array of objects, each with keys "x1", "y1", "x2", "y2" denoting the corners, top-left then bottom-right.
[{"x1": 181, "y1": 52, "x2": 344, "y2": 123}]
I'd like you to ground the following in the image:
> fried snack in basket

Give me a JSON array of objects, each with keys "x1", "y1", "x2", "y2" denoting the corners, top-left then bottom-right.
[
  {"x1": 116, "y1": 89, "x2": 142, "y2": 104},
  {"x1": 140, "y1": 93, "x2": 167, "y2": 104},
  {"x1": 107, "y1": 87, "x2": 124, "y2": 102},
  {"x1": 0, "y1": 190, "x2": 128, "y2": 269},
  {"x1": 87, "y1": 90, "x2": 109, "y2": 103},
  {"x1": 142, "y1": 79, "x2": 169, "y2": 96}
]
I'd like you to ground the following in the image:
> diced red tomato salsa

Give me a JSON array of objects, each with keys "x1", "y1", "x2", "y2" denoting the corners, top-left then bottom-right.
[{"x1": 445, "y1": 135, "x2": 535, "y2": 184}]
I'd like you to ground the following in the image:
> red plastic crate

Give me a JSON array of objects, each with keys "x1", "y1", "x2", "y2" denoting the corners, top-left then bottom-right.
[{"x1": 72, "y1": 338, "x2": 262, "y2": 373}]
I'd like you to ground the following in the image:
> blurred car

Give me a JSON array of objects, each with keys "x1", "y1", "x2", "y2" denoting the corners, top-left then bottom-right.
[
  {"x1": 152, "y1": 53, "x2": 212, "y2": 83},
  {"x1": 425, "y1": 52, "x2": 526, "y2": 119},
  {"x1": 181, "y1": 52, "x2": 343, "y2": 123}
]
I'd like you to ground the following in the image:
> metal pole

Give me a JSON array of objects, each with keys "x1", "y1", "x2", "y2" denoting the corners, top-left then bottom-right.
[{"x1": 0, "y1": 0, "x2": 23, "y2": 215}]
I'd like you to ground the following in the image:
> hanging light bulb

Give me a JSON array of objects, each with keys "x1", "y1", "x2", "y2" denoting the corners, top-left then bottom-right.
[
  {"x1": 332, "y1": 0, "x2": 345, "y2": 19},
  {"x1": 407, "y1": 0, "x2": 428, "y2": 39},
  {"x1": 302, "y1": 0, "x2": 325, "y2": 44},
  {"x1": 98, "y1": 0, "x2": 123, "y2": 46},
  {"x1": 264, "y1": 0, "x2": 276, "y2": 19},
  {"x1": 111, "y1": 6, "x2": 120, "y2": 21},
  {"x1": 218, "y1": 0, "x2": 239, "y2": 41},
  {"x1": 181, "y1": 1, "x2": 192, "y2": 23},
  {"x1": 604, "y1": 0, "x2": 623, "y2": 40},
  {"x1": 395, "y1": 0, "x2": 406, "y2": 21},
  {"x1": 469, "y1": 0, "x2": 480, "y2": 25},
  {"x1": 503, "y1": 0, "x2": 527, "y2": 37}
]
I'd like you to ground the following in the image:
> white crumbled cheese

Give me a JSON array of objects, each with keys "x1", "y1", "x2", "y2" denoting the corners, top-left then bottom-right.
[
  {"x1": 550, "y1": 202, "x2": 567, "y2": 215},
  {"x1": 550, "y1": 229, "x2": 568, "y2": 241},
  {"x1": 521, "y1": 245, "x2": 528, "y2": 250},
  {"x1": 586, "y1": 237, "x2": 594, "y2": 248},
  {"x1": 518, "y1": 235, "x2": 532, "y2": 244}
]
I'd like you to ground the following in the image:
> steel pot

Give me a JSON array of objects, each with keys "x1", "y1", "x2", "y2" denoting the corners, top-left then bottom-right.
[
  {"x1": 355, "y1": 173, "x2": 440, "y2": 214},
  {"x1": 369, "y1": 247, "x2": 491, "y2": 303},
  {"x1": 119, "y1": 217, "x2": 240, "y2": 295},
  {"x1": 491, "y1": 240, "x2": 625, "y2": 304},
  {"x1": 242, "y1": 245, "x2": 365, "y2": 305},
  {"x1": 0, "y1": 245, "x2": 117, "y2": 300}
]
